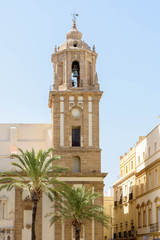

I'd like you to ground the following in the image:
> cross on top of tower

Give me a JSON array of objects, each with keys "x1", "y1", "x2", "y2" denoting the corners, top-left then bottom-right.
[{"x1": 71, "y1": 10, "x2": 79, "y2": 29}]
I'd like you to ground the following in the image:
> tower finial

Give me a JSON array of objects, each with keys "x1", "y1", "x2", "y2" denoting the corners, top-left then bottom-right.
[{"x1": 71, "y1": 10, "x2": 79, "y2": 29}]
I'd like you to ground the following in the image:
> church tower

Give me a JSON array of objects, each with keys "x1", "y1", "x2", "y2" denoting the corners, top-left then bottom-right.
[{"x1": 49, "y1": 19, "x2": 106, "y2": 240}]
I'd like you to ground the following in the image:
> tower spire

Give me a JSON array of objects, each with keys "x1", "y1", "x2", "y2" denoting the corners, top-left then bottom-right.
[{"x1": 71, "y1": 11, "x2": 79, "y2": 30}]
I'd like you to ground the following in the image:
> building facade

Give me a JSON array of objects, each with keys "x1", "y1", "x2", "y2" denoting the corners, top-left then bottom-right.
[
  {"x1": 136, "y1": 125, "x2": 160, "y2": 240},
  {"x1": 48, "y1": 19, "x2": 106, "y2": 240},
  {"x1": 0, "y1": 20, "x2": 106, "y2": 240},
  {"x1": 104, "y1": 188, "x2": 114, "y2": 240},
  {"x1": 113, "y1": 147, "x2": 137, "y2": 240},
  {"x1": 113, "y1": 125, "x2": 160, "y2": 240}
]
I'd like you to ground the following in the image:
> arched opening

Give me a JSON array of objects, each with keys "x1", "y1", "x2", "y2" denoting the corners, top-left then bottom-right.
[
  {"x1": 72, "y1": 156, "x2": 81, "y2": 173},
  {"x1": 7, "y1": 236, "x2": 11, "y2": 240},
  {"x1": 72, "y1": 61, "x2": 80, "y2": 87}
]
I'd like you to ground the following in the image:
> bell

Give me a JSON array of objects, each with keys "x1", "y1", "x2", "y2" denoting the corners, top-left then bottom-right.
[{"x1": 73, "y1": 70, "x2": 79, "y2": 77}]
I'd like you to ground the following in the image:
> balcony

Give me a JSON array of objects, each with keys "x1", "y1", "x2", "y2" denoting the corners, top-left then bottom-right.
[
  {"x1": 150, "y1": 223, "x2": 160, "y2": 232},
  {"x1": 114, "y1": 201, "x2": 118, "y2": 207}
]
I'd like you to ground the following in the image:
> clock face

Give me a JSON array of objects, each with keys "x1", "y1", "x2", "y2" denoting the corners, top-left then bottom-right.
[{"x1": 71, "y1": 108, "x2": 80, "y2": 117}]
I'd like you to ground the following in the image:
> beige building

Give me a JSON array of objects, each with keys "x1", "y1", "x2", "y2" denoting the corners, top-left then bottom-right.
[
  {"x1": 136, "y1": 125, "x2": 160, "y2": 240},
  {"x1": 113, "y1": 124, "x2": 160, "y2": 240},
  {"x1": 0, "y1": 20, "x2": 106, "y2": 240},
  {"x1": 113, "y1": 147, "x2": 137, "y2": 240},
  {"x1": 104, "y1": 188, "x2": 114, "y2": 240}
]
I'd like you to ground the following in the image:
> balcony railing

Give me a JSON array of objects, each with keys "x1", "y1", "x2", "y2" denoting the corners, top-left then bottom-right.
[{"x1": 150, "y1": 223, "x2": 160, "y2": 232}]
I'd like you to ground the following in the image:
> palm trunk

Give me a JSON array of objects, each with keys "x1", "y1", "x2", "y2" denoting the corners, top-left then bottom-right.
[
  {"x1": 75, "y1": 224, "x2": 81, "y2": 240},
  {"x1": 32, "y1": 200, "x2": 38, "y2": 240}
]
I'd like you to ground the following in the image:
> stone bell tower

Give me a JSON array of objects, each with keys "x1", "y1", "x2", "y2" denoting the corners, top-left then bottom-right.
[{"x1": 48, "y1": 19, "x2": 106, "y2": 240}]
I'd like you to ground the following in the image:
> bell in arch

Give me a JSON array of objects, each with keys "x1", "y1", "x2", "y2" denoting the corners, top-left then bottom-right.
[{"x1": 73, "y1": 69, "x2": 79, "y2": 77}]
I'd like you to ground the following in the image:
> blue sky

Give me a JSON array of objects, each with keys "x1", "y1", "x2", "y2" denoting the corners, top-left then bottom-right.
[{"x1": 0, "y1": 1, "x2": 160, "y2": 190}]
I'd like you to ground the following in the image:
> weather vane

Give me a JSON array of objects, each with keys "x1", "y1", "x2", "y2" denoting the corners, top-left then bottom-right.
[{"x1": 71, "y1": 10, "x2": 79, "y2": 24}]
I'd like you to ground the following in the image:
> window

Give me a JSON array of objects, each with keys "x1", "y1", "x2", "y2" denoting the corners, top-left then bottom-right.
[
  {"x1": 155, "y1": 169, "x2": 158, "y2": 187},
  {"x1": 121, "y1": 169, "x2": 123, "y2": 177},
  {"x1": 148, "y1": 147, "x2": 150, "y2": 157},
  {"x1": 148, "y1": 173, "x2": 152, "y2": 190},
  {"x1": 119, "y1": 189, "x2": 122, "y2": 204},
  {"x1": 143, "y1": 176, "x2": 146, "y2": 192},
  {"x1": 143, "y1": 210, "x2": 146, "y2": 227},
  {"x1": 143, "y1": 152, "x2": 145, "y2": 160},
  {"x1": 72, "y1": 156, "x2": 81, "y2": 173},
  {"x1": 157, "y1": 207, "x2": 160, "y2": 225},
  {"x1": 138, "y1": 179, "x2": 141, "y2": 195},
  {"x1": 148, "y1": 208, "x2": 152, "y2": 225},
  {"x1": 129, "y1": 182, "x2": 133, "y2": 200},
  {"x1": 72, "y1": 127, "x2": 80, "y2": 147},
  {"x1": 131, "y1": 161, "x2": 133, "y2": 170},
  {"x1": 154, "y1": 142, "x2": 157, "y2": 152},
  {"x1": 126, "y1": 165, "x2": 128, "y2": 174},
  {"x1": 138, "y1": 211, "x2": 141, "y2": 227}
]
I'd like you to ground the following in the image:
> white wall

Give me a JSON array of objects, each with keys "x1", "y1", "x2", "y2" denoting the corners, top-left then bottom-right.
[
  {"x1": 136, "y1": 125, "x2": 160, "y2": 173},
  {"x1": 0, "y1": 123, "x2": 52, "y2": 158}
]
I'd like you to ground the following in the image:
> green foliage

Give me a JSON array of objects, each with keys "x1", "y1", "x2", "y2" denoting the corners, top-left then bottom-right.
[
  {"x1": 0, "y1": 148, "x2": 67, "y2": 200},
  {"x1": 48, "y1": 185, "x2": 110, "y2": 228}
]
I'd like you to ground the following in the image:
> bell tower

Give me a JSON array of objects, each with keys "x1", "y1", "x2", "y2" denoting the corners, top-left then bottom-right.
[{"x1": 48, "y1": 19, "x2": 106, "y2": 240}]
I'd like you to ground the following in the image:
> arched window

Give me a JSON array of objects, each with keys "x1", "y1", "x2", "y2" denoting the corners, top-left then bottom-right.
[
  {"x1": 72, "y1": 156, "x2": 81, "y2": 173},
  {"x1": 72, "y1": 61, "x2": 80, "y2": 87}
]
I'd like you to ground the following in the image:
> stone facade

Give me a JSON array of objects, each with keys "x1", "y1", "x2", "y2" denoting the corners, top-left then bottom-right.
[{"x1": 48, "y1": 20, "x2": 106, "y2": 240}]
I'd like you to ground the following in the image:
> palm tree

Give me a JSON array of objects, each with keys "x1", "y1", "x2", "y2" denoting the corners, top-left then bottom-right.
[
  {"x1": 0, "y1": 148, "x2": 67, "y2": 240},
  {"x1": 48, "y1": 185, "x2": 109, "y2": 240}
]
